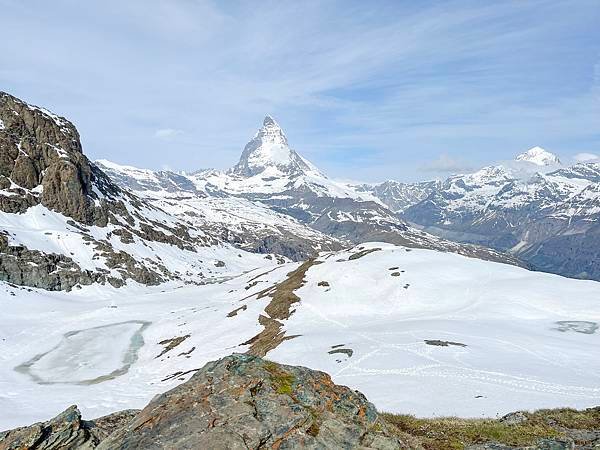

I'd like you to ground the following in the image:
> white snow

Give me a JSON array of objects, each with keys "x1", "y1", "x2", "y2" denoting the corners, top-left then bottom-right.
[
  {"x1": 2, "y1": 243, "x2": 600, "y2": 429},
  {"x1": 516, "y1": 146, "x2": 561, "y2": 166},
  {"x1": 0, "y1": 204, "x2": 280, "y2": 283}
]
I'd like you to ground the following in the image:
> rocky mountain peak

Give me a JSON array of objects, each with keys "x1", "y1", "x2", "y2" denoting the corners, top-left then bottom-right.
[
  {"x1": 230, "y1": 115, "x2": 314, "y2": 178},
  {"x1": 516, "y1": 146, "x2": 561, "y2": 166},
  {"x1": 0, "y1": 91, "x2": 116, "y2": 225},
  {"x1": 262, "y1": 114, "x2": 277, "y2": 127}
]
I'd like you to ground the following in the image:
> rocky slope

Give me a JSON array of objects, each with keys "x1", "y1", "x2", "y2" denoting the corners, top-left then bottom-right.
[
  {"x1": 401, "y1": 148, "x2": 600, "y2": 280},
  {"x1": 0, "y1": 92, "x2": 282, "y2": 290}
]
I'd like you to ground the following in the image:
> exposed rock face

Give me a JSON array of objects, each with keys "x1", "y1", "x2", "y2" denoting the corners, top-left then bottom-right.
[
  {"x1": 0, "y1": 232, "x2": 100, "y2": 290},
  {"x1": 0, "y1": 92, "x2": 111, "y2": 225},
  {"x1": 1, "y1": 355, "x2": 404, "y2": 449},
  {"x1": 0, "y1": 405, "x2": 137, "y2": 450},
  {"x1": 0, "y1": 92, "x2": 227, "y2": 290}
]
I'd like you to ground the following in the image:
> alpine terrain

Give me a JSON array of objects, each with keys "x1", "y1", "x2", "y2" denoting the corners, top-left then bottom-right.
[
  {"x1": 98, "y1": 115, "x2": 522, "y2": 266},
  {"x1": 401, "y1": 146, "x2": 600, "y2": 280},
  {"x1": 1, "y1": 93, "x2": 599, "y2": 448}
]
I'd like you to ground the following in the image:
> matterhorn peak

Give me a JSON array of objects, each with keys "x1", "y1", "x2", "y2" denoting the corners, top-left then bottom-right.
[
  {"x1": 515, "y1": 146, "x2": 561, "y2": 166},
  {"x1": 230, "y1": 115, "x2": 315, "y2": 178},
  {"x1": 263, "y1": 114, "x2": 278, "y2": 127}
]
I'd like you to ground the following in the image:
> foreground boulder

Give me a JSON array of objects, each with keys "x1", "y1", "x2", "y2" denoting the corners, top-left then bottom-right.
[
  {"x1": 1, "y1": 354, "x2": 404, "y2": 449},
  {"x1": 98, "y1": 354, "x2": 403, "y2": 449}
]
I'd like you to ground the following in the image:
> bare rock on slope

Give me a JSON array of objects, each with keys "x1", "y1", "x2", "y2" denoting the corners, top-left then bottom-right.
[
  {"x1": 0, "y1": 406, "x2": 137, "y2": 450},
  {"x1": 0, "y1": 91, "x2": 112, "y2": 225}
]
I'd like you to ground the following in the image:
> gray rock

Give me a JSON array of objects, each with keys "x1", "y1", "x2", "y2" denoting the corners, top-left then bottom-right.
[
  {"x1": 98, "y1": 354, "x2": 406, "y2": 449},
  {"x1": 499, "y1": 411, "x2": 528, "y2": 426},
  {"x1": 0, "y1": 405, "x2": 137, "y2": 450}
]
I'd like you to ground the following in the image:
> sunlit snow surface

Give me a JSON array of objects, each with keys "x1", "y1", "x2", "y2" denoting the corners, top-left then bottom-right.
[{"x1": 2, "y1": 243, "x2": 600, "y2": 429}]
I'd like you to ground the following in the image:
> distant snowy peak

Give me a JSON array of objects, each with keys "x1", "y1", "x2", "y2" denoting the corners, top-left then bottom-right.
[
  {"x1": 515, "y1": 146, "x2": 561, "y2": 166},
  {"x1": 230, "y1": 115, "x2": 317, "y2": 178}
]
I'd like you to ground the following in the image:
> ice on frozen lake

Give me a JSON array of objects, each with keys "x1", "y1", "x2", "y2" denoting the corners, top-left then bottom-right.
[{"x1": 16, "y1": 321, "x2": 150, "y2": 385}]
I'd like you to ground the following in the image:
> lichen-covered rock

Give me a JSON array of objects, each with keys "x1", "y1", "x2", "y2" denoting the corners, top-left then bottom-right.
[
  {"x1": 98, "y1": 354, "x2": 405, "y2": 449},
  {"x1": 0, "y1": 406, "x2": 137, "y2": 450}
]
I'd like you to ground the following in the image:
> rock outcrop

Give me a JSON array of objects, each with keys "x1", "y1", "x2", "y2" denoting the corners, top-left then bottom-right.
[
  {"x1": 0, "y1": 92, "x2": 114, "y2": 225},
  {"x1": 0, "y1": 232, "x2": 101, "y2": 290},
  {"x1": 0, "y1": 92, "x2": 222, "y2": 290},
  {"x1": 0, "y1": 406, "x2": 137, "y2": 450},
  {"x1": 1, "y1": 355, "x2": 405, "y2": 449}
]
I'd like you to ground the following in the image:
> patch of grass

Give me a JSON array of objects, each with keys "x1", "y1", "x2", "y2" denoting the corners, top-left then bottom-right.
[
  {"x1": 156, "y1": 334, "x2": 191, "y2": 358},
  {"x1": 264, "y1": 362, "x2": 296, "y2": 395},
  {"x1": 526, "y1": 407, "x2": 600, "y2": 430},
  {"x1": 245, "y1": 260, "x2": 321, "y2": 357},
  {"x1": 306, "y1": 406, "x2": 321, "y2": 437},
  {"x1": 381, "y1": 413, "x2": 560, "y2": 450}
]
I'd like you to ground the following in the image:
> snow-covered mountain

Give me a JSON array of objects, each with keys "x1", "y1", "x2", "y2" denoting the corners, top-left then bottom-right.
[
  {"x1": 2, "y1": 93, "x2": 600, "y2": 431},
  {"x1": 515, "y1": 146, "x2": 562, "y2": 166},
  {"x1": 353, "y1": 179, "x2": 443, "y2": 213},
  {"x1": 96, "y1": 159, "x2": 343, "y2": 261},
  {"x1": 0, "y1": 92, "x2": 284, "y2": 290},
  {"x1": 165, "y1": 116, "x2": 521, "y2": 266},
  {"x1": 402, "y1": 148, "x2": 600, "y2": 280},
  {"x1": 230, "y1": 115, "x2": 316, "y2": 178},
  {"x1": 199, "y1": 115, "x2": 373, "y2": 203}
]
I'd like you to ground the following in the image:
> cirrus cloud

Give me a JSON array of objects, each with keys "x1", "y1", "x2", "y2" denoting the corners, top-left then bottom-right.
[{"x1": 154, "y1": 128, "x2": 184, "y2": 139}]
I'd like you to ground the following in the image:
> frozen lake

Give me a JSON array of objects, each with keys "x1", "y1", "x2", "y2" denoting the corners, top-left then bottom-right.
[{"x1": 16, "y1": 321, "x2": 150, "y2": 385}]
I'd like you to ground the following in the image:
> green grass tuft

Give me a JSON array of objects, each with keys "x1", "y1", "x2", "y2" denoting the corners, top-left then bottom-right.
[{"x1": 381, "y1": 413, "x2": 561, "y2": 449}]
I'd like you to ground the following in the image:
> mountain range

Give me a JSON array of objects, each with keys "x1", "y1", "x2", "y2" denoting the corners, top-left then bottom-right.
[
  {"x1": 1, "y1": 91, "x2": 599, "y2": 432},
  {"x1": 98, "y1": 115, "x2": 521, "y2": 273},
  {"x1": 401, "y1": 147, "x2": 600, "y2": 280}
]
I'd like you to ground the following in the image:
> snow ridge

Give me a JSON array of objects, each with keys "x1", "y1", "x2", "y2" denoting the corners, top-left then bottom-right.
[{"x1": 516, "y1": 146, "x2": 561, "y2": 166}]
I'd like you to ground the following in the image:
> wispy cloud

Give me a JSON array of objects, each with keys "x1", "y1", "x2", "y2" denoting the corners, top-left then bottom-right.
[
  {"x1": 154, "y1": 128, "x2": 183, "y2": 139},
  {"x1": 419, "y1": 154, "x2": 474, "y2": 175},
  {"x1": 1, "y1": 0, "x2": 599, "y2": 181}
]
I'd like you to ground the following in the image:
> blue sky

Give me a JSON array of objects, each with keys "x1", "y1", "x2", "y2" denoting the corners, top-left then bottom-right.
[{"x1": 1, "y1": 0, "x2": 599, "y2": 182}]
